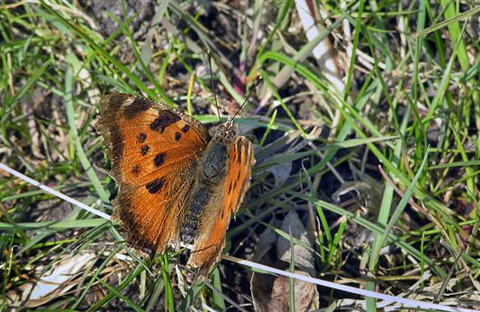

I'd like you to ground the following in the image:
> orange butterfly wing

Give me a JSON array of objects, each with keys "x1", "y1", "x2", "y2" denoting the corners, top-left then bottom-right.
[
  {"x1": 188, "y1": 136, "x2": 255, "y2": 277},
  {"x1": 98, "y1": 93, "x2": 210, "y2": 253}
]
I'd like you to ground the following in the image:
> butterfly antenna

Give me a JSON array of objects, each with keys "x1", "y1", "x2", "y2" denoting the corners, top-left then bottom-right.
[
  {"x1": 207, "y1": 50, "x2": 222, "y2": 123},
  {"x1": 229, "y1": 76, "x2": 262, "y2": 123}
]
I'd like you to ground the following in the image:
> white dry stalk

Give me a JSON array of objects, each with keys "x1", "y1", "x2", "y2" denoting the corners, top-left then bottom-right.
[
  {"x1": 295, "y1": 0, "x2": 344, "y2": 92},
  {"x1": 295, "y1": 0, "x2": 344, "y2": 141},
  {"x1": 0, "y1": 163, "x2": 110, "y2": 220}
]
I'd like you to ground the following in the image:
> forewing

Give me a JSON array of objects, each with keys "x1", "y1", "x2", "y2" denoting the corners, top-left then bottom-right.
[
  {"x1": 98, "y1": 93, "x2": 210, "y2": 253},
  {"x1": 188, "y1": 136, "x2": 255, "y2": 278}
]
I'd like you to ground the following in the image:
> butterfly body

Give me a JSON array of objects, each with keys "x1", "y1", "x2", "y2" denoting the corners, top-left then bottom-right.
[
  {"x1": 181, "y1": 139, "x2": 228, "y2": 243},
  {"x1": 98, "y1": 93, "x2": 254, "y2": 278}
]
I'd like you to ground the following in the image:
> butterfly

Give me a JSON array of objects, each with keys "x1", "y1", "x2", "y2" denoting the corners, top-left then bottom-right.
[{"x1": 97, "y1": 93, "x2": 255, "y2": 279}]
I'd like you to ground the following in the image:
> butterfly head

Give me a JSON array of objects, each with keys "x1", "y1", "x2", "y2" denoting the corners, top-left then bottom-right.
[{"x1": 213, "y1": 120, "x2": 236, "y2": 145}]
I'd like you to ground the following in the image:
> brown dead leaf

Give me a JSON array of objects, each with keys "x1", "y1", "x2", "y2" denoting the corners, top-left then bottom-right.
[{"x1": 251, "y1": 211, "x2": 318, "y2": 312}]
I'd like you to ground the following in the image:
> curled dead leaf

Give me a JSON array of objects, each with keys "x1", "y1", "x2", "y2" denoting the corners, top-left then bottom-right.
[{"x1": 6, "y1": 253, "x2": 96, "y2": 309}]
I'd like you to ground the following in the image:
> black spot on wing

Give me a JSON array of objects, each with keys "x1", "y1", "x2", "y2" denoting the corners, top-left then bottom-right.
[
  {"x1": 150, "y1": 110, "x2": 181, "y2": 134},
  {"x1": 140, "y1": 145, "x2": 150, "y2": 156},
  {"x1": 131, "y1": 164, "x2": 142, "y2": 176},
  {"x1": 123, "y1": 98, "x2": 152, "y2": 119},
  {"x1": 137, "y1": 132, "x2": 147, "y2": 143},
  {"x1": 175, "y1": 132, "x2": 181, "y2": 141},
  {"x1": 145, "y1": 178, "x2": 165, "y2": 194},
  {"x1": 181, "y1": 125, "x2": 190, "y2": 133},
  {"x1": 154, "y1": 153, "x2": 166, "y2": 167}
]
